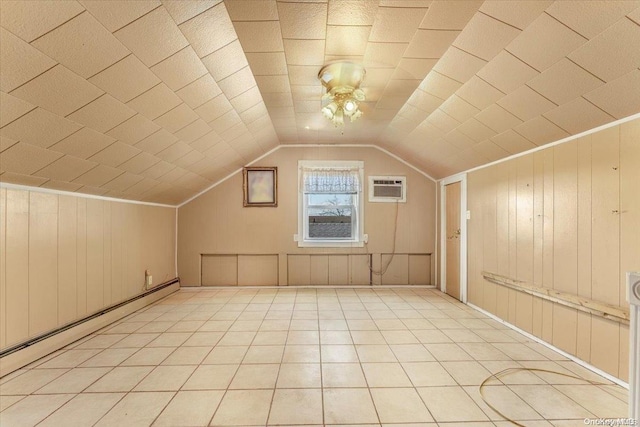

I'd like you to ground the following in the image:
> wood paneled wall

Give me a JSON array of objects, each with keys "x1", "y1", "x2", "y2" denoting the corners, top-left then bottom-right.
[
  {"x1": 466, "y1": 119, "x2": 640, "y2": 382},
  {"x1": 178, "y1": 147, "x2": 437, "y2": 286},
  {"x1": 0, "y1": 188, "x2": 176, "y2": 350}
]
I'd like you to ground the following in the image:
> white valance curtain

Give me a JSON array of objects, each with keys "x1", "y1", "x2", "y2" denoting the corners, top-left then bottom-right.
[{"x1": 301, "y1": 167, "x2": 361, "y2": 193}]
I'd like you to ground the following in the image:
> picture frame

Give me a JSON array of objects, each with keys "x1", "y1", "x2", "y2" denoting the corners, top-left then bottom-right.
[{"x1": 243, "y1": 167, "x2": 278, "y2": 207}]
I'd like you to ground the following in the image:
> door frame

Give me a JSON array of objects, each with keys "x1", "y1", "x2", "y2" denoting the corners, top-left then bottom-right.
[{"x1": 440, "y1": 173, "x2": 468, "y2": 303}]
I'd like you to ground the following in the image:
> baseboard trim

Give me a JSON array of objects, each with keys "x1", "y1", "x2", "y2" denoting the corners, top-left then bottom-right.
[
  {"x1": 0, "y1": 280, "x2": 180, "y2": 377},
  {"x1": 467, "y1": 302, "x2": 629, "y2": 389}
]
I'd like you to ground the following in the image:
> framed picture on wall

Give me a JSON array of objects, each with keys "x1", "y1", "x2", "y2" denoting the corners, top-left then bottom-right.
[{"x1": 243, "y1": 167, "x2": 278, "y2": 207}]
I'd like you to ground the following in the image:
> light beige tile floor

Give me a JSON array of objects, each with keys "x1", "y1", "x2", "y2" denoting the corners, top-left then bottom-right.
[{"x1": 0, "y1": 287, "x2": 629, "y2": 426}]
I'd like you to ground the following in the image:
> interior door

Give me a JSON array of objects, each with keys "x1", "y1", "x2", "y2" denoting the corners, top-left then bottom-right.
[{"x1": 445, "y1": 181, "x2": 461, "y2": 300}]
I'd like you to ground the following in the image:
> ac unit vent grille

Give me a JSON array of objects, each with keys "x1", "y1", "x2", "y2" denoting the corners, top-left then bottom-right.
[{"x1": 368, "y1": 176, "x2": 407, "y2": 203}]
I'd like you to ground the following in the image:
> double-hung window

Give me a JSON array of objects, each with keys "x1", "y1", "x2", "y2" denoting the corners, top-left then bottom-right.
[{"x1": 298, "y1": 161, "x2": 364, "y2": 247}]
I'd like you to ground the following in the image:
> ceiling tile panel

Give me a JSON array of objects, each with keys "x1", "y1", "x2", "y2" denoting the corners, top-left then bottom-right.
[
  {"x1": 473, "y1": 139, "x2": 509, "y2": 162},
  {"x1": 407, "y1": 89, "x2": 443, "y2": 114},
  {"x1": 419, "y1": 1, "x2": 482, "y2": 30},
  {"x1": 0, "y1": 108, "x2": 82, "y2": 148},
  {"x1": 174, "y1": 119, "x2": 212, "y2": 142},
  {"x1": 506, "y1": 12, "x2": 587, "y2": 72},
  {"x1": 0, "y1": 142, "x2": 63, "y2": 175},
  {"x1": 392, "y1": 58, "x2": 437, "y2": 80},
  {"x1": 115, "y1": 6, "x2": 189, "y2": 66},
  {"x1": 31, "y1": 12, "x2": 130, "y2": 78},
  {"x1": 458, "y1": 117, "x2": 498, "y2": 142},
  {"x1": 405, "y1": 30, "x2": 460, "y2": 59},
  {"x1": 10, "y1": 65, "x2": 103, "y2": 116},
  {"x1": 569, "y1": 17, "x2": 640, "y2": 82},
  {"x1": 326, "y1": 26, "x2": 371, "y2": 56},
  {"x1": 328, "y1": 0, "x2": 379, "y2": 25},
  {"x1": 476, "y1": 51, "x2": 539, "y2": 93},
  {"x1": 439, "y1": 95, "x2": 480, "y2": 123},
  {"x1": 88, "y1": 141, "x2": 141, "y2": 167},
  {"x1": 0, "y1": 136, "x2": 18, "y2": 152},
  {"x1": 369, "y1": 7, "x2": 428, "y2": 42},
  {"x1": 162, "y1": 0, "x2": 221, "y2": 25},
  {"x1": 543, "y1": 97, "x2": 615, "y2": 134},
  {"x1": 234, "y1": 21, "x2": 284, "y2": 52},
  {"x1": 218, "y1": 66, "x2": 257, "y2": 99},
  {"x1": 497, "y1": 85, "x2": 557, "y2": 121},
  {"x1": 89, "y1": 55, "x2": 161, "y2": 102},
  {"x1": 513, "y1": 115, "x2": 570, "y2": 146},
  {"x1": 584, "y1": 69, "x2": 640, "y2": 119},
  {"x1": 0, "y1": 172, "x2": 49, "y2": 186},
  {"x1": 432, "y1": 47, "x2": 487, "y2": 83},
  {"x1": 156, "y1": 141, "x2": 193, "y2": 163},
  {"x1": 490, "y1": 129, "x2": 537, "y2": 154},
  {"x1": 126, "y1": 83, "x2": 182, "y2": 120},
  {"x1": 140, "y1": 160, "x2": 175, "y2": 180},
  {"x1": 283, "y1": 39, "x2": 325, "y2": 66},
  {"x1": 479, "y1": 1, "x2": 552, "y2": 30},
  {"x1": 426, "y1": 109, "x2": 460, "y2": 134},
  {"x1": 363, "y1": 42, "x2": 407, "y2": 68},
  {"x1": 240, "y1": 102, "x2": 269, "y2": 124},
  {"x1": 527, "y1": 58, "x2": 604, "y2": 105},
  {"x1": 202, "y1": 40, "x2": 248, "y2": 81},
  {"x1": 456, "y1": 76, "x2": 505, "y2": 110},
  {"x1": 106, "y1": 114, "x2": 160, "y2": 144},
  {"x1": 195, "y1": 94, "x2": 233, "y2": 122},
  {"x1": 101, "y1": 171, "x2": 144, "y2": 192},
  {"x1": 178, "y1": 4, "x2": 236, "y2": 57},
  {"x1": 0, "y1": 0, "x2": 84, "y2": 42},
  {"x1": 419, "y1": 71, "x2": 462, "y2": 100},
  {"x1": 125, "y1": 177, "x2": 161, "y2": 195},
  {"x1": 67, "y1": 94, "x2": 136, "y2": 133},
  {"x1": 154, "y1": 103, "x2": 199, "y2": 133},
  {"x1": 246, "y1": 52, "x2": 288, "y2": 76},
  {"x1": 50, "y1": 127, "x2": 115, "y2": 159},
  {"x1": 176, "y1": 74, "x2": 222, "y2": 108},
  {"x1": 288, "y1": 66, "x2": 321, "y2": 86},
  {"x1": 453, "y1": 12, "x2": 521, "y2": 61},
  {"x1": 151, "y1": 47, "x2": 208, "y2": 91},
  {"x1": 546, "y1": 1, "x2": 639, "y2": 39},
  {"x1": 189, "y1": 131, "x2": 222, "y2": 153},
  {"x1": 278, "y1": 2, "x2": 327, "y2": 39},
  {"x1": 40, "y1": 180, "x2": 84, "y2": 192},
  {"x1": 80, "y1": 0, "x2": 160, "y2": 32},
  {"x1": 118, "y1": 151, "x2": 161, "y2": 174},
  {"x1": 134, "y1": 129, "x2": 178, "y2": 154},
  {"x1": 34, "y1": 155, "x2": 98, "y2": 182},
  {"x1": 174, "y1": 150, "x2": 206, "y2": 168},
  {"x1": 628, "y1": 7, "x2": 640, "y2": 25},
  {"x1": 210, "y1": 110, "x2": 242, "y2": 134},
  {"x1": 229, "y1": 86, "x2": 262, "y2": 113},
  {"x1": 475, "y1": 104, "x2": 523, "y2": 134},
  {"x1": 0, "y1": 91, "x2": 35, "y2": 128},
  {"x1": 444, "y1": 128, "x2": 476, "y2": 151},
  {"x1": 0, "y1": 28, "x2": 57, "y2": 93},
  {"x1": 225, "y1": 0, "x2": 279, "y2": 21}
]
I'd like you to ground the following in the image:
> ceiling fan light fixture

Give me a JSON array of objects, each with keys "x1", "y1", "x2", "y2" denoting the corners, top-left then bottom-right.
[{"x1": 318, "y1": 62, "x2": 366, "y2": 128}]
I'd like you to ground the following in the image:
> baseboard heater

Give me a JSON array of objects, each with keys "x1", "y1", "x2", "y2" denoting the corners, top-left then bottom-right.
[{"x1": 0, "y1": 277, "x2": 179, "y2": 359}]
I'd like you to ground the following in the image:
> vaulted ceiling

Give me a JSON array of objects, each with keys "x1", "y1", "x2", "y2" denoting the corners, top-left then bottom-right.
[{"x1": 1, "y1": 0, "x2": 639, "y2": 205}]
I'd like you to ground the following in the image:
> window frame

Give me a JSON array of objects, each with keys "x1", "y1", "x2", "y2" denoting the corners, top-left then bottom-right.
[{"x1": 297, "y1": 160, "x2": 365, "y2": 248}]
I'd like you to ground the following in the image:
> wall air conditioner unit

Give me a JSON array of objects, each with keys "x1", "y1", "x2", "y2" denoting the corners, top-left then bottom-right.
[{"x1": 368, "y1": 176, "x2": 406, "y2": 203}]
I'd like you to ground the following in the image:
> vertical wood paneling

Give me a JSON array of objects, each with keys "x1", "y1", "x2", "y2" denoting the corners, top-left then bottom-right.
[
  {"x1": 482, "y1": 168, "x2": 497, "y2": 315},
  {"x1": 5, "y1": 190, "x2": 29, "y2": 345},
  {"x1": 202, "y1": 255, "x2": 237, "y2": 286},
  {"x1": 0, "y1": 189, "x2": 6, "y2": 348},
  {"x1": 349, "y1": 255, "x2": 370, "y2": 285},
  {"x1": 76, "y1": 199, "x2": 87, "y2": 317},
  {"x1": 542, "y1": 149, "x2": 554, "y2": 289},
  {"x1": 508, "y1": 161, "x2": 517, "y2": 279},
  {"x1": 28, "y1": 192, "x2": 58, "y2": 336},
  {"x1": 310, "y1": 255, "x2": 329, "y2": 285},
  {"x1": 57, "y1": 195, "x2": 77, "y2": 326},
  {"x1": 238, "y1": 256, "x2": 278, "y2": 286},
  {"x1": 577, "y1": 137, "x2": 592, "y2": 299},
  {"x1": 86, "y1": 199, "x2": 104, "y2": 313},
  {"x1": 576, "y1": 311, "x2": 591, "y2": 362},
  {"x1": 532, "y1": 151, "x2": 544, "y2": 286},
  {"x1": 111, "y1": 203, "x2": 124, "y2": 303},
  {"x1": 288, "y1": 255, "x2": 310, "y2": 285},
  {"x1": 552, "y1": 304, "x2": 577, "y2": 354},
  {"x1": 619, "y1": 325, "x2": 629, "y2": 382},
  {"x1": 619, "y1": 120, "x2": 640, "y2": 308},
  {"x1": 103, "y1": 203, "x2": 112, "y2": 306},
  {"x1": 409, "y1": 255, "x2": 430, "y2": 285},
  {"x1": 553, "y1": 141, "x2": 578, "y2": 295},
  {"x1": 328, "y1": 255, "x2": 348, "y2": 285},
  {"x1": 381, "y1": 254, "x2": 409, "y2": 285},
  {"x1": 495, "y1": 163, "x2": 509, "y2": 320},
  {"x1": 590, "y1": 316, "x2": 619, "y2": 377},
  {"x1": 591, "y1": 127, "x2": 620, "y2": 306}
]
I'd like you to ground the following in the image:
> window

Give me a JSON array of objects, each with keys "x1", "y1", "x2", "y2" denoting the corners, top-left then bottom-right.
[{"x1": 298, "y1": 161, "x2": 364, "y2": 247}]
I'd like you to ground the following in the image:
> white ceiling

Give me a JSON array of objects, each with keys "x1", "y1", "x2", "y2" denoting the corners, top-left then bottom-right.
[{"x1": 1, "y1": 0, "x2": 639, "y2": 204}]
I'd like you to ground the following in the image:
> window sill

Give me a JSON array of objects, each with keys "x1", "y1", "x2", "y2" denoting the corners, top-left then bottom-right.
[{"x1": 297, "y1": 239, "x2": 364, "y2": 248}]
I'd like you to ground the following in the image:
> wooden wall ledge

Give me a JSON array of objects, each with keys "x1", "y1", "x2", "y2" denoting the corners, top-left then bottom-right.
[{"x1": 481, "y1": 271, "x2": 630, "y2": 325}]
